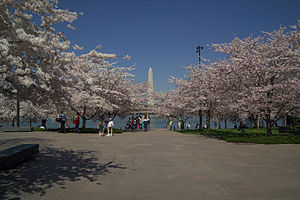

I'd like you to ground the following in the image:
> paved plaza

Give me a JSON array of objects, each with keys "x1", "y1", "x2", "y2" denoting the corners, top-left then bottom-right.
[{"x1": 0, "y1": 129, "x2": 300, "y2": 200}]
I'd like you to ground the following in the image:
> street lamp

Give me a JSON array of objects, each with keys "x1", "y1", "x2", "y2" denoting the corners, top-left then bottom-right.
[{"x1": 196, "y1": 45, "x2": 204, "y2": 132}]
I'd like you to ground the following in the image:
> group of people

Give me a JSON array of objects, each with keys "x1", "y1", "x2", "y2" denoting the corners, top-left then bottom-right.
[
  {"x1": 126, "y1": 114, "x2": 151, "y2": 132},
  {"x1": 56, "y1": 111, "x2": 115, "y2": 136},
  {"x1": 56, "y1": 111, "x2": 83, "y2": 134},
  {"x1": 97, "y1": 118, "x2": 114, "y2": 136},
  {"x1": 56, "y1": 111, "x2": 80, "y2": 133},
  {"x1": 168, "y1": 115, "x2": 202, "y2": 131},
  {"x1": 169, "y1": 115, "x2": 187, "y2": 131}
]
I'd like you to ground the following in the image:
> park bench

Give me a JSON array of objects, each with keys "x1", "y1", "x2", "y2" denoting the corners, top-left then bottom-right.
[{"x1": 0, "y1": 144, "x2": 39, "y2": 170}]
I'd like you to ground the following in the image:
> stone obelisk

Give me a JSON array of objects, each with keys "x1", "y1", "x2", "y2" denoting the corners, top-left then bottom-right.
[{"x1": 148, "y1": 67, "x2": 154, "y2": 107}]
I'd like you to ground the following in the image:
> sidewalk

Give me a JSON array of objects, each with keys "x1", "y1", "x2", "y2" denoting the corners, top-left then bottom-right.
[{"x1": 1, "y1": 129, "x2": 300, "y2": 200}]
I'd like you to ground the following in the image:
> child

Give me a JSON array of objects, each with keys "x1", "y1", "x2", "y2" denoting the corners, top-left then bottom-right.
[{"x1": 98, "y1": 120, "x2": 104, "y2": 136}]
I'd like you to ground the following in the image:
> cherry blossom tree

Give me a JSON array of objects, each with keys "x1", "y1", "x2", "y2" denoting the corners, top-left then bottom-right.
[
  {"x1": 21, "y1": 100, "x2": 57, "y2": 128},
  {"x1": 166, "y1": 61, "x2": 228, "y2": 131},
  {"x1": 154, "y1": 89, "x2": 188, "y2": 117},
  {"x1": 60, "y1": 47, "x2": 147, "y2": 128},
  {"x1": 0, "y1": 0, "x2": 81, "y2": 126},
  {"x1": 0, "y1": 93, "x2": 56, "y2": 127},
  {"x1": 0, "y1": 0, "x2": 78, "y2": 96},
  {"x1": 0, "y1": 94, "x2": 17, "y2": 126},
  {"x1": 213, "y1": 22, "x2": 300, "y2": 135}
]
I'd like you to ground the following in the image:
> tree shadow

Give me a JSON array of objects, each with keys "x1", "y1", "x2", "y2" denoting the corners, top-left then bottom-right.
[{"x1": 0, "y1": 147, "x2": 126, "y2": 199}]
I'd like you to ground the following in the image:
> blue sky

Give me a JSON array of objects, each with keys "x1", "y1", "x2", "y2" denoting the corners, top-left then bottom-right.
[{"x1": 57, "y1": 0, "x2": 299, "y2": 92}]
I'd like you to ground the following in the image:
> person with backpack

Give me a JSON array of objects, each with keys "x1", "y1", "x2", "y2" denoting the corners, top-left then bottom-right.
[{"x1": 59, "y1": 111, "x2": 67, "y2": 133}]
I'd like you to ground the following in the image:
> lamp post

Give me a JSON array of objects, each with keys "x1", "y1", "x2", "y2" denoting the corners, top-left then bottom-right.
[{"x1": 196, "y1": 45, "x2": 204, "y2": 132}]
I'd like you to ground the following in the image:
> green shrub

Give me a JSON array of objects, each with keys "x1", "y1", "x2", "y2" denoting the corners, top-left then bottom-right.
[
  {"x1": 32, "y1": 127, "x2": 47, "y2": 131},
  {"x1": 225, "y1": 136, "x2": 300, "y2": 144},
  {"x1": 111, "y1": 128, "x2": 123, "y2": 134},
  {"x1": 179, "y1": 128, "x2": 300, "y2": 144}
]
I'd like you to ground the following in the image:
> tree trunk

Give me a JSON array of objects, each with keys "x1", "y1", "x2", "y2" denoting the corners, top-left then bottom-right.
[
  {"x1": 82, "y1": 116, "x2": 87, "y2": 128},
  {"x1": 29, "y1": 119, "x2": 32, "y2": 128},
  {"x1": 12, "y1": 118, "x2": 15, "y2": 127},
  {"x1": 218, "y1": 119, "x2": 221, "y2": 129},
  {"x1": 257, "y1": 118, "x2": 260, "y2": 128},
  {"x1": 199, "y1": 110, "x2": 202, "y2": 132},
  {"x1": 292, "y1": 117, "x2": 296, "y2": 130},
  {"x1": 266, "y1": 121, "x2": 272, "y2": 136},
  {"x1": 253, "y1": 116, "x2": 258, "y2": 128},
  {"x1": 82, "y1": 105, "x2": 87, "y2": 128},
  {"x1": 224, "y1": 118, "x2": 227, "y2": 129},
  {"x1": 206, "y1": 110, "x2": 211, "y2": 130},
  {"x1": 284, "y1": 115, "x2": 287, "y2": 127},
  {"x1": 16, "y1": 97, "x2": 20, "y2": 127},
  {"x1": 266, "y1": 115, "x2": 272, "y2": 136}
]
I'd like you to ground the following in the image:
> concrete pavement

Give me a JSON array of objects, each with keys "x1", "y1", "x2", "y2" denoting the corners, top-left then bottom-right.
[{"x1": 0, "y1": 129, "x2": 300, "y2": 200}]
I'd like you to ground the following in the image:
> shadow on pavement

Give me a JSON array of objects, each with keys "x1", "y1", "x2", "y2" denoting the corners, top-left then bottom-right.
[{"x1": 0, "y1": 147, "x2": 126, "y2": 200}]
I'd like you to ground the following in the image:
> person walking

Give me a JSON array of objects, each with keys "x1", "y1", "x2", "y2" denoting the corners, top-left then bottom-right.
[
  {"x1": 147, "y1": 115, "x2": 151, "y2": 130},
  {"x1": 106, "y1": 118, "x2": 114, "y2": 136},
  {"x1": 59, "y1": 111, "x2": 67, "y2": 133},
  {"x1": 195, "y1": 122, "x2": 200, "y2": 129},
  {"x1": 142, "y1": 114, "x2": 148, "y2": 132},
  {"x1": 178, "y1": 115, "x2": 182, "y2": 130},
  {"x1": 131, "y1": 117, "x2": 135, "y2": 130},
  {"x1": 169, "y1": 116, "x2": 174, "y2": 131},
  {"x1": 126, "y1": 117, "x2": 131, "y2": 130},
  {"x1": 73, "y1": 112, "x2": 80, "y2": 133},
  {"x1": 136, "y1": 116, "x2": 140, "y2": 130},
  {"x1": 186, "y1": 122, "x2": 191, "y2": 130},
  {"x1": 138, "y1": 116, "x2": 142, "y2": 130},
  {"x1": 98, "y1": 120, "x2": 104, "y2": 136}
]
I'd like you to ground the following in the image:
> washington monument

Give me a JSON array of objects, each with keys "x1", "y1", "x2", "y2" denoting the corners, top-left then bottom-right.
[{"x1": 148, "y1": 67, "x2": 154, "y2": 107}]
